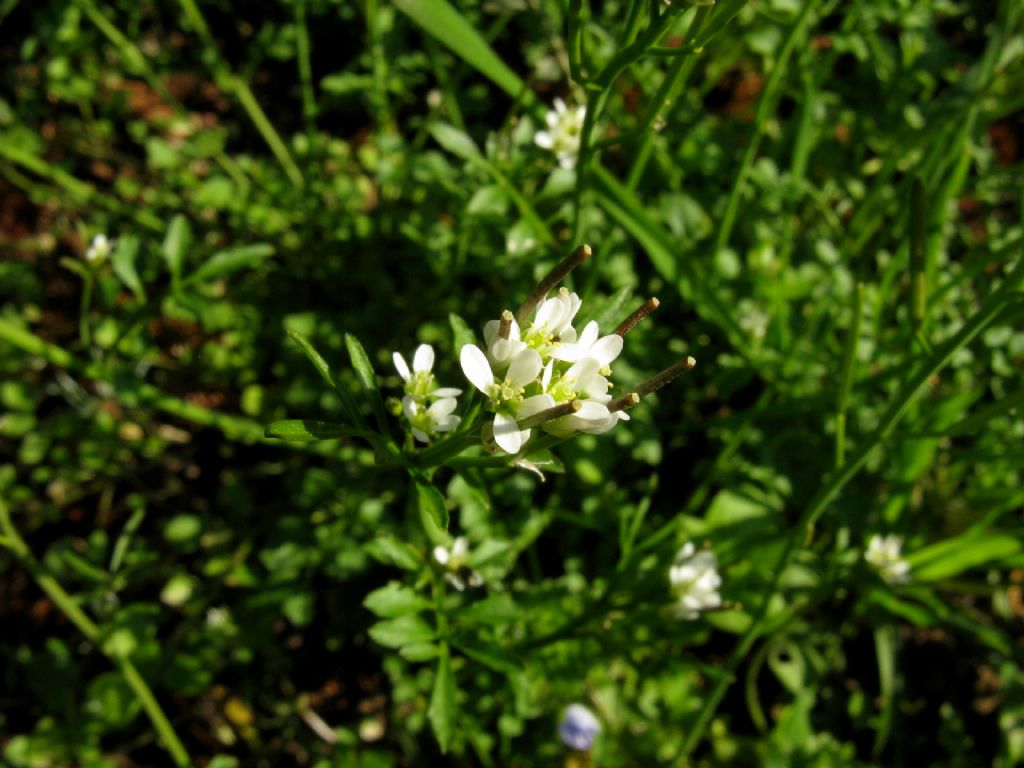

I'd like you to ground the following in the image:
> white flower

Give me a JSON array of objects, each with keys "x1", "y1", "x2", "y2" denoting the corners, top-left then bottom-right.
[
  {"x1": 551, "y1": 320, "x2": 623, "y2": 368},
  {"x1": 401, "y1": 395, "x2": 460, "y2": 443},
  {"x1": 461, "y1": 343, "x2": 554, "y2": 454},
  {"x1": 559, "y1": 703, "x2": 600, "y2": 751},
  {"x1": 482, "y1": 315, "x2": 527, "y2": 372},
  {"x1": 865, "y1": 534, "x2": 910, "y2": 584},
  {"x1": 433, "y1": 537, "x2": 483, "y2": 591},
  {"x1": 538, "y1": 357, "x2": 623, "y2": 436},
  {"x1": 523, "y1": 288, "x2": 583, "y2": 354},
  {"x1": 535, "y1": 98, "x2": 586, "y2": 169},
  {"x1": 85, "y1": 234, "x2": 113, "y2": 264},
  {"x1": 393, "y1": 344, "x2": 462, "y2": 400},
  {"x1": 670, "y1": 542, "x2": 722, "y2": 620}
]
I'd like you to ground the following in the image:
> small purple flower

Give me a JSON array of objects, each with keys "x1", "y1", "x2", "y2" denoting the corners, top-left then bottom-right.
[{"x1": 559, "y1": 703, "x2": 600, "y2": 751}]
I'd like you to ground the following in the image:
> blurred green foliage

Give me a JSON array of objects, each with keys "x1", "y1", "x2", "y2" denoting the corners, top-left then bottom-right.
[{"x1": 1, "y1": 0, "x2": 1023, "y2": 765}]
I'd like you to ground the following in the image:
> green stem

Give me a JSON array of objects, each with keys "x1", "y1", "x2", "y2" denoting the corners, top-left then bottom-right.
[
  {"x1": 176, "y1": 0, "x2": 304, "y2": 188},
  {"x1": 679, "y1": 257, "x2": 1024, "y2": 756},
  {"x1": 713, "y1": 0, "x2": 821, "y2": 258},
  {"x1": 295, "y1": 0, "x2": 318, "y2": 135},
  {"x1": 0, "y1": 500, "x2": 191, "y2": 767},
  {"x1": 624, "y1": 6, "x2": 711, "y2": 190},
  {"x1": 79, "y1": 274, "x2": 94, "y2": 349},
  {"x1": 835, "y1": 282, "x2": 864, "y2": 468}
]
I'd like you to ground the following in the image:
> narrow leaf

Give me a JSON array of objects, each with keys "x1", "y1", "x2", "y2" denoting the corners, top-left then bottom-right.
[
  {"x1": 428, "y1": 649, "x2": 457, "y2": 752},
  {"x1": 364, "y1": 582, "x2": 433, "y2": 618},
  {"x1": 365, "y1": 536, "x2": 422, "y2": 571},
  {"x1": 264, "y1": 420, "x2": 362, "y2": 442},
  {"x1": 162, "y1": 214, "x2": 191, "y2": 284},
  {"x1": 345, "y1": 332, "x2": 389, "y2": 433},
  {"x1": 400, "y1": 642, "x2": 441, "y2": 661},
  {"x1": 287, "y1": 331, "x2": 335, "y2": 388},
  {"x1": 111, "y1": 235, "x2": 145, "y2": 301},
  {"x1": 394, "y1": 0, "x2": 525, "y2": 99},
  {"x1": 416, "y1": 480, "x2": 449, "y2": 532},
  {"x1": 368, "y1": 615, "x2": 435, "y2": 649},
  {"x1": 182, "y1": 244, "x2": 274, "y2": 287},
  {"x1": 908, "y1": 534, "x2": 1021, "y2": 581},
  {"x1": 429, "y1": 123, "x2": 481, "y2": 161}
]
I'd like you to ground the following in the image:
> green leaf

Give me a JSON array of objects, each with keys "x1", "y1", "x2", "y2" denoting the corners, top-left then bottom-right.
[
  {"x1": 364, "y1": 536, "x2": 422, "y2": 571},
  {"x1": 394, "y1": 0, "x2": 525, "y2": 100},
  {"x1": 907, "y1": 533, "x2": 1021, "y2": 581},
  {"x1": 416, "y1": 480, "x2": 449, "y2": 532},
  {"x1": 428, "y1": 649, "x2": 457, "y2": 752},
  {"x1": 287, "y1": 331, "x2": 335, "y2": 388},
  {"x1": 449, "y1": 312, "x2": 477, "y2": 353},
  {"x1": 181, "y1": 244, "x2": 274, "y2": 287},
  {"x1": 368, "y1": 615, "x2": 435, "y2": 649},
  {"x1": 344, "y1": 333, "x2": 379, "y2": 392},
  {"x1": 429, "y1": 123, "x2": 481, "y2": 161},
  {"x1": 454, "y1": 642, "x2": 519, "y2": 674},
  {"x1": 400, "y1": 642, "x2": 441, "y2": 661},
  {"x1": 264, "y1": 420, "x2": 363, "y2": 442},
  {"x1": 162, "y1": 214, "x2": 191, "y2": 284},
  {"x1": 364, "y1": 582, "x2": 432, "y2": 618},
  {"x1": 111, "y1": 235, "x2": 145, "y2": 301},
  {"x1": 345, "y1": 332, "x2": 389, "y2": 433}
]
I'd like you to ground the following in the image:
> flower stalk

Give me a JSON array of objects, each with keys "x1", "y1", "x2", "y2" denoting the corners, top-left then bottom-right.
[{"x1": 516, "y1": 244, "x2": 592, "y2": 326}]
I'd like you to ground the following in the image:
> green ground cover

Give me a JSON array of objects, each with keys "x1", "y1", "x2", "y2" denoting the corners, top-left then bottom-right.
[{"x1": 1, "y1": 0, "x2": 1022, "y2": 765}]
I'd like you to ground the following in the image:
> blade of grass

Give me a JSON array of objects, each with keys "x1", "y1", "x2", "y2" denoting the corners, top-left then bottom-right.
[{"x1": 835, "y1": 283, "x2": 864, "y2": 468}]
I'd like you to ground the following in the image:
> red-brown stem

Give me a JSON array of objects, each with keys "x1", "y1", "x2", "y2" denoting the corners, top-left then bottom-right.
[
  {"x1": 614, "y1": 297, "x2": 660, "y2": 336},
  {"x1": 516, "y1": 400, "x2": 581, "y2": 429},
  {"x1": 607, "y1": 392, "x2": 640, "y2": 413},
  {"x1": 498, "y1": 309, "x2": 513, "y2": 340},
  {"x1": 515, "y1": 244, "x2": 592, "y2": 326},
  {"x1": 634, "y1": 356, "x2": 696, "y2": 398}
]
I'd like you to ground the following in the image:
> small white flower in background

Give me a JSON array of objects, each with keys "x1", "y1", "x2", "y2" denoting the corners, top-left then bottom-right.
[
  {"x1": 670, "y1": 542, "x2": 722, "y2": 620},
  {"x1": 393, "y1": 344, "x2": 462, "y2": 400},
  {"x1": 433, "y1": 536, "x2": 483, "y2": 591},
  {"x1": 85, "y1": 234, "x2": 113, "y2": 264},
  {"x1": 401, "y1": 395, "x2": 460, "y2": 443},
  {"x1": 865, "y1": 534, "x2": 910, "y2": 584},
  {"x1": 559, "y1": 703, "x2": 600, "y2": 751},
  {"x1": 460, "y1": 344, "x2": 554, "y2": 454},
  {"x1": 534, "y1": 98, "x2": 586, "y2": 169}
]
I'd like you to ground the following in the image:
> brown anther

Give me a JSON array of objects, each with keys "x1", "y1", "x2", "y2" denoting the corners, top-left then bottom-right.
[
  {"x1": 498, "y1": 310, "x2": 514, "y2": 340},
  {"x1": 634, "y1": 356, "x2": 696, "y2": 398},
  {"x1": 515, "y1": 244, "x2": 592, "y2": 326},
  {"x1": 516, "y1": 399, "x2": 582, "y2": 429},
  {"x1": 607, "y1": 392, "x2": 640, "y2": 413},
  {"x1": 614, "y1": 297, "x2": 660, "y2": 336}
]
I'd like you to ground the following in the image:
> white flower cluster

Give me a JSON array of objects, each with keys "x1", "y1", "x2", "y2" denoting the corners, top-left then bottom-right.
[
  {"x1": 534, "y1": 98, "x2": 586, "y2": 169},
  {"x1": 460, "y1": 287, "x2": 629, "y2": 454},
  {"x1": 669, "y1": 542, "x2": 722, "y2": 620},
  {"x1": 864, "y1": 534, "x2": 910, "y2": 584},
  {"x1": 393, "y1": 344, "x2": 462, "y2": 443}
]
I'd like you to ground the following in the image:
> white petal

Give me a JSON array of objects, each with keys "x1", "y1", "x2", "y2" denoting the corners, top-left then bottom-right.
[
  {"x1": 483, "y1": 319, "x2": 499, "y2": 348},
  {"x1": 428, "y1": 397, "x2": 458, "y2": 417},
  {"x1": 579, "y1": 321, "x2": 600, "y2": 349},
  {"x1": 401, "y1": 395, "x2": 419, "y2": 420},
  {"x1": 590, "y1": 334, "x2": 624, "y2": 366},
  {"x1": 436, "y1": 414, "x2": 460, "y2": 432},
  {"x1": 412, "y1": 428, "x2": 430, "y2": 443},
  {"x1": 516, "y1": 394, "x2": 555, "y2": 419},
  {"x1": 535, "y1": 131, "x2": 554, "y2": 149},
  {"x1": 460, "y1": 345, "x2": 494, "y2": 394},
  {"x1": 507, "y1": 349, "x2": 542, "y2": 387},
  {"x1": 452, "y1": 537, "x2": 469, "y2": 557},
  {"x1": 533, "y1": 297, "x2": 559, "y2": 329},
  {"x1": 413, "y1": 344, "x2": 434, "y2": 373},
  {"x1": 541, "y1": 360, "x2": 553, "y2": 391},
  {"x1": 492, "y1": 412, "x2": 524, "y2": 454},
  {"x1": 550, "y1": 343, "x2": 582, "y2": 362},
  {"x1": 432, "y1": 387, "x2": 462, "y2": 397},
  {"x1": 393, "y1": 352, "x2": 411, "y2": 381},
  {"x1": 554, "y1": 97, "x2": 567, "y2": 114},
  {"x1": 433, "y1": 545, "x2": 450, "y2": 565}
]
